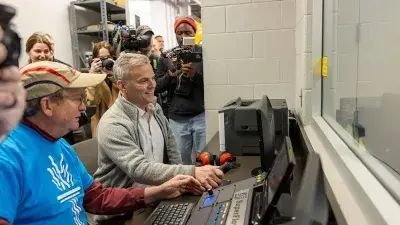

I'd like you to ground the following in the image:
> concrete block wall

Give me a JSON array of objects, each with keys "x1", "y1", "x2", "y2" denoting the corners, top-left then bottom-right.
[
  {"x1": 295, "y1": 0, "x2": 313, "y2": 125},
  {"x1": 202, "y1": 0, "x2": 297, "y2": 142}
]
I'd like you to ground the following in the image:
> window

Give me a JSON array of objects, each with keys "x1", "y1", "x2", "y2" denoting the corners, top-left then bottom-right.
[{"x1": 321, "y1": 0, "x2": 400, "y2": 201}]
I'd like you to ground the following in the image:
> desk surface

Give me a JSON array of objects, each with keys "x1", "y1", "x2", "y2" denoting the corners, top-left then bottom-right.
[{"x1": 129, "y1": 134, "x2": 261, "y2": 225}]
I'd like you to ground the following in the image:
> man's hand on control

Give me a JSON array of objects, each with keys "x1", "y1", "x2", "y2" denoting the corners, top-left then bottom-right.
[
  {"x1": 144, "y1": 175, "x2": 205, "y2": 204},
  {"x1": 161, "y1": 175, "x2": 205, "y2": 198},
  {"x1": 181, "y1": 62, "x2": 195, "y2": 78},
  {"x1": 194, "y1": 165, "x2": 224, "y2": 190},
  {"x1": 89, "y1": 58, "x2": 102, "y2": 73}
]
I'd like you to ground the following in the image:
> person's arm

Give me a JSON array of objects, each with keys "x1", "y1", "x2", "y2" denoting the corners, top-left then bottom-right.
[
  {"x1": 97, "y1": 122, "x2": 195, "y2": 185},
  {"x1": 85, "y1": 86, "x2": 96, "y2": 105},
  {"x1": 155, "y1": 57, "x2": 175, "y2": 94},
  {"x1": 84, "y1": 175, "x2": 204, "y2": 215},
  {"x1": 83, "y1": 180, "x2": 146, "y2": 215},
  {"x1": 0, "y1": 160, "x2": 20, "y2": 225},
  {"x1": 65, "y1": 141, "x2": 159, "y2": 215},
  {"x1": 0, "y1": 219, "x2": 9, "y2": 225}
]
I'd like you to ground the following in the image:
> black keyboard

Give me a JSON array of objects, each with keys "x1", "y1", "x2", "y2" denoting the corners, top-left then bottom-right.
[{"x1": 144, "y1": 203, "x2": 194, "y2": 225}]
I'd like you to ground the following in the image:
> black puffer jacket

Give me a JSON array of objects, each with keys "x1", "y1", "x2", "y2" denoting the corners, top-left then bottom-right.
[{"x1": 155, "y1": 45, "x2": 204, "y2": 121}]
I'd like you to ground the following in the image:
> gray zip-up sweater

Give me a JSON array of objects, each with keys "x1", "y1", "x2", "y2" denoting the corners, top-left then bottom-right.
[{"x1": 93, "y1": 94, "x2": 195, "y2": 189}]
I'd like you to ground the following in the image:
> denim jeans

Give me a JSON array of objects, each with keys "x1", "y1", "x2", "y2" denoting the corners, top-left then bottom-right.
[{"x1": 169, "y1": 113, "x2": 206, "y2": 165}]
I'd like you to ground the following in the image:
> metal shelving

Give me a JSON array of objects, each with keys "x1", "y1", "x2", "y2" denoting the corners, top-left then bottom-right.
[{"x1": 69, "y1": 0, "x2": 125, "y2": 71}]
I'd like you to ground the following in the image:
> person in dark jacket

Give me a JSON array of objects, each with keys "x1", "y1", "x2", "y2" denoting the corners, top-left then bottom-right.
[{"x1": 155, "y1": 16, "x2": 205, "y2": 165}]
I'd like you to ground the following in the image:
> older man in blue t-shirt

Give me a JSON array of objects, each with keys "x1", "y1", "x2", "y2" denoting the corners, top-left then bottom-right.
[{"x1": 0, "y1": 61, "x2": 204, "y2": 225}]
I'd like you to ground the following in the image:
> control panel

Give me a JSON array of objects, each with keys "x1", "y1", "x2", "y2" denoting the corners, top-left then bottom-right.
[
  {"x1": 206, "y1": 201, "x2": 230, "y2": 225},
  {"x1": 186, "y1": 177, "x2": 255, "y2": 225}
]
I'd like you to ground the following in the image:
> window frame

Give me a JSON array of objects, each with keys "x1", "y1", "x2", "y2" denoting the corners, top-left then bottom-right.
[{"x1": 306, "y1": 0, "x2": 400, "y2": 224}]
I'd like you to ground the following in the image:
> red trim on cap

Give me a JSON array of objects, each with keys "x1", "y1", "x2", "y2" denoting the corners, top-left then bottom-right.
[{"x1": 22, "y1": 67, "x2": 71, "y2": 84}]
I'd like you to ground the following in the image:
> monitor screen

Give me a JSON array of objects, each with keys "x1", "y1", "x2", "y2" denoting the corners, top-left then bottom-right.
[
  {"x1": 261, "y1": 139, "x2": 289, "y2": 213},
  {"x1": 260, "y1": 137, "x2": 296, "y2": 224},
  {"x1": 285, "y1": 151, "x2": 329, "y2": 225},
  {"x1": 258, "y1": 95, "x2": 276, "y2": 172}
]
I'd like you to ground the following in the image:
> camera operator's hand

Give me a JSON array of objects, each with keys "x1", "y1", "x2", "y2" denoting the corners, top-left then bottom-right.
[
  {"x1": 0, "y1": 66, "x2": 26, "y2": 141},
  {"x1": 181, "y1": 62, "x2": 196, "y2": 78},
  {"x1": 89, "y1": 58, "x2": 102, "y2": 73},
  {"x1": 194, "y1": 165, "x2": 224, "y2": 190},
  {"x1": 144, "y1": 175, "x2": 205, "y2": 204},
  {"x1": 168, "y1": 69, "x2": 179, "y2": 77}
]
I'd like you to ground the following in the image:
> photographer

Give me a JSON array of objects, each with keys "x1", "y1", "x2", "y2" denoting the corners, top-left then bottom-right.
[
  {"x1": 86, "y1": 41, "x2": 118, "y2": 137},
  {"x1": 0, "y1": 20, "x2": 26, "y2": 142},
  {"x1": 155, "y1": 16, "x2": 205, "y2": 165}
]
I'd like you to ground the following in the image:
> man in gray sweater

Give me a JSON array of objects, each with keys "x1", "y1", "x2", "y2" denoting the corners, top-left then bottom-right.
[{"x1": 94, "y1": 53, "x2": 223, "y2": 193}]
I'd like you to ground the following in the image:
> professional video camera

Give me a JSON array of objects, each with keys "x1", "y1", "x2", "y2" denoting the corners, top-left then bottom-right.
[
  {"x1": 113, "y1": 26, "x2": 151, "y2": 54},
  {"x1": 161, "y1": 37, "x2": 202, "y2": 71},
  {"x1": 0, "y1": 4, "x2": 21, "y2": 68}
]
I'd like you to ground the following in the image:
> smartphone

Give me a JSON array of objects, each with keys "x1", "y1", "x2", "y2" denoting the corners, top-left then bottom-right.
[{"x1": 183, "y1": 37, "x2": 195, "y2": 46}]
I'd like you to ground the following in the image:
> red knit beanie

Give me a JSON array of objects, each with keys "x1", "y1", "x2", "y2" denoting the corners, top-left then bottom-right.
[{"x1": 174, "y1": 16, "x2": 197, "y2": 33}]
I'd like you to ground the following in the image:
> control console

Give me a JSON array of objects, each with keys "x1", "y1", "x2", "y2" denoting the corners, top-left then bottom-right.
[{"x1": 186, "y1": 177, "x2": 255, "y2": 225}]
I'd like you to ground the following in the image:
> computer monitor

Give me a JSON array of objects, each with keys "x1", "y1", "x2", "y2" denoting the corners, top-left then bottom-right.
[
  {"x1": 285, "y1": 151, "x2": 329, "y2": 225},
  {"x1": 256, "y1": 137, "x2": 296, "y2": 224},
  {"x1": 258, "y1": 95, "x2": 276, "y2": 172}
]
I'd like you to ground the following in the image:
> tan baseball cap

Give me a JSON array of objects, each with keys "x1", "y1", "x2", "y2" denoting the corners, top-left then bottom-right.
[{"x1": 20, "y1": 61, "x2": 106, "y2": 100}]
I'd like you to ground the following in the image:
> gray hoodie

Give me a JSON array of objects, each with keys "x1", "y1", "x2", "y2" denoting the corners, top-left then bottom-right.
[{"x1": 93, "y1": 94, "x2": 195, "y2": 189}]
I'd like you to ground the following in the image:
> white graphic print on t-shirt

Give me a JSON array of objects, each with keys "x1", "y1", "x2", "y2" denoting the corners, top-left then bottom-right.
[{"x1": 47, "y1": 154, "x2": 83, "y2": 225}]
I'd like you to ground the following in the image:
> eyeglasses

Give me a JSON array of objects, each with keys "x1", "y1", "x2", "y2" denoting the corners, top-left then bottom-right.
[{"x1": 62, "y1": 93, "x2": 87, "y2": 106}]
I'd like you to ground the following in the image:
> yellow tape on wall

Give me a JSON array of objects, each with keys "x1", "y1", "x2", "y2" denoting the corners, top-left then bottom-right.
[
  {"x1": 195, "y1": 20, "x2": 203, "y2": 45},
  {"x1": 322, "y1": 56, "x2": 328, "y2": 77}
]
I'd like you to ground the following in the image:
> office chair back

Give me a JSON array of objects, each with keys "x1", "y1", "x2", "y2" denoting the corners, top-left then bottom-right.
[{"x1": 72, "y1": 138, "x2": 99, "y2": 175}]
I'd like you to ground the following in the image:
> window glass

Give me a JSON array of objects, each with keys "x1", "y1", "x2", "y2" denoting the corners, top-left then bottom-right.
[{"x1": 322, "y1": 0, "x2": 400, "y2": 176}]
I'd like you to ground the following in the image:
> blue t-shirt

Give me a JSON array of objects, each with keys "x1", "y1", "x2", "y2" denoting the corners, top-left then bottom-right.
[{"x1": 0, "y1": 124, "x2": 94, "y2": 225}]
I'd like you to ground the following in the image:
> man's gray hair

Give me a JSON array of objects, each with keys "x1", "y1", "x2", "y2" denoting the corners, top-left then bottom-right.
[
  {"x1": 24, "y1": 90, "x2": 63, "y2": 117},
  {"x1": 113, "y1": 53, "x2": 150, "y2": 81}
]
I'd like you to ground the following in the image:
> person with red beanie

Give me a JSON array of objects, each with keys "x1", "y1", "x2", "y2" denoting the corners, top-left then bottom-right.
[{"x1": 155, "y1": 16, "x2": 206, "y2": 165}]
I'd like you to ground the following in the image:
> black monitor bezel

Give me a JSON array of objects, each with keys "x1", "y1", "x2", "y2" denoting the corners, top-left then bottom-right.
[
  {"x1": 257, "y1": 95, "x2": 276, "y2": 172},
  {"x1": 285, "y1": 151, "x2": 329, "y2": 225},
  {"x1": 261, "y1": 136, "x2": 296, "y2": 224}
]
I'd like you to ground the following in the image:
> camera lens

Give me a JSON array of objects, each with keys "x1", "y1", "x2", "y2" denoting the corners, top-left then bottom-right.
[{"x1": 102, "y1": 59, "x2": 114, "y2": 71}]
